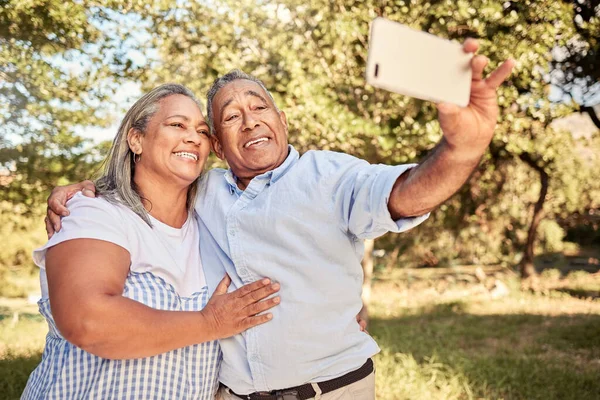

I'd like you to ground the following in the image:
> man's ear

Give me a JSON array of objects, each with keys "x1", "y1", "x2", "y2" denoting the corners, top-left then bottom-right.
[
  {"x1": 279, "y1": 110, "x2": 288, "y2": 136},
  {"x1": 127, "y1": 128, "x2": 143, "y2": 155},
  {"x1": 210, "y1": 134, "x2": 225, "y2": 160}
]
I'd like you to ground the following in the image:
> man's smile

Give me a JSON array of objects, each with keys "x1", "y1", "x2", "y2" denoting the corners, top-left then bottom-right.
[{"x1": 243, "y1": 137, "x2": 270, "y2": 148}]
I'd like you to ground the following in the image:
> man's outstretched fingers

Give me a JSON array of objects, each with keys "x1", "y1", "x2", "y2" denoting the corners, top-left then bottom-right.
[
  {"x1": 471, "y1": 55, "x2": 489, "y2": 82},
  {"x1": 485, "y1": 58, "x2": 516, "y2": 89},
  {"x1": 462, "y1": 38, "x2": 478, "y2": 54}
]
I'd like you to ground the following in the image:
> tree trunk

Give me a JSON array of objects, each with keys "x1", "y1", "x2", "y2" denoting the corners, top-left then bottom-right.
[
  {"x1": 518, "y1": 153, "x2": 549, "y2": 278},
  {"x1": 360, "y1": 238, "x2": 375, "y2": 325},
  {"x1": 582, "y1": 106, "x2": 600, "y2": 130},
  {"x1": 385, "y1": 246, "x2": 401, "y2": 273}
]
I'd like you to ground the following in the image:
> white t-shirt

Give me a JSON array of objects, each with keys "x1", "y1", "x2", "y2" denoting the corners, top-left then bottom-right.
[{"x1": 34, "y1": 192, "x2": 207, "y2": 298}]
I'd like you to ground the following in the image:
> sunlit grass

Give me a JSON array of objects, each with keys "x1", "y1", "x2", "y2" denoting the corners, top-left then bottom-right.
[
  {"x1": 2, "y1": 269, "x2": 600, "y2": 399},
  {"x1": 0, "y1": 303, "x2": 45, "y2": 400},
  {"x1": 371, "y1": 270, "x2": 600, "y2": 400}
]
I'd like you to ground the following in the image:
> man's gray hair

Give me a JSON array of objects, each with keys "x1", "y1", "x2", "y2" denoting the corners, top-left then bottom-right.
[
  {"x1": 95, "y1": 83, "x2": 202, "y2": 226},
  {"x1": 206, "y1": 69, "x2": 277, "y2": 135}
]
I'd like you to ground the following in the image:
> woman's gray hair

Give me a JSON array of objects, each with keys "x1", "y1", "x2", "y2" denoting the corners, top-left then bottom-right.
[
  {"x1": 206, "y1": 69, "x2": 277, "y2": 135},
  {"x1": 95, "y1": 83, "x2": 202, "y2": 226}
]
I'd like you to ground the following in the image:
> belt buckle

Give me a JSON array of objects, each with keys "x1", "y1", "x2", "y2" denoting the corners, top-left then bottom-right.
[{"x1": 273, "y1": 389, "x2": 299, "y2": 400}]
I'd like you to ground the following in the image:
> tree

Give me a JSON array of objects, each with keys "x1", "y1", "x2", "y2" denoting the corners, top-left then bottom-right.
[
  {"x1": 551, "y1": 0, "x2": 600, "y2": 128},
  {"x1": 129, "y1": 0, "x2": 598, "y2": 280},
  {"x1": 6, "y1": 0, "x2": 596, "y2": 283},
  {"x1": 0, "y1": 0, "x2": 136, "y2": 209}
]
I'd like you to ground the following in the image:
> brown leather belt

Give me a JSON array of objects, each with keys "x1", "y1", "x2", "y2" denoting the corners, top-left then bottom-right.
[{"x1": 224, "y1": 358, "x2": 374, "y2": 400}]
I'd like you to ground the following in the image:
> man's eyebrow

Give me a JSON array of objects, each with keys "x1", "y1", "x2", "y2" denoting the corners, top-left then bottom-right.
[
  {"x1": 219, "y1": 98, "x2": 234, "y2": 119},
  {"x1": 219, "y1": 90, "x2": 268, "y2": 120},
  {"x1": 245, "y1": 90, "x2": 268, "y2": 104}
]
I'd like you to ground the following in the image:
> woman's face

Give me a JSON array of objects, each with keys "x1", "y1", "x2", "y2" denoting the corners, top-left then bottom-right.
[{"x1": 131, "y1": 94, "x2": 211, "y2": 187}]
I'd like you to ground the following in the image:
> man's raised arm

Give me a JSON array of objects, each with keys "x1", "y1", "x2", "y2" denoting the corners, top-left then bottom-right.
[{"x1": 388, "y1": 39, "x2": 515, "y2": 219}]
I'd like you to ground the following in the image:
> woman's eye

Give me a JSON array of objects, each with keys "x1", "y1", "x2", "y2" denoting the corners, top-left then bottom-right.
[
  {"x1": 225, "y1": 115, "x2": 238, "y2": 122},
  {"x1": 198, "y1": 130, "x2": 209, "y2": 136},
  {"x1": 171, "y1": 123, "x2": 184, "y2": 128}
]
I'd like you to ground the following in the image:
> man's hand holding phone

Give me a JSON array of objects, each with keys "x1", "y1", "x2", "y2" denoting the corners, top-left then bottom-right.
[
  {"x1": 366, "y1": 18, "x2": 515, "y2": 160},
  {"x1": 437, "y1": 38, "x2": 515, "y2": 160}
]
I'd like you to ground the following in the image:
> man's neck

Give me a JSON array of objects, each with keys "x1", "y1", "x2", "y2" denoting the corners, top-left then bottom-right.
[
  {"x1": 236, "y1": 177, "x2": 251, "y2": 191},
  {"x1": 232, "y1": 147, "x2": 292, "y2": 191}
]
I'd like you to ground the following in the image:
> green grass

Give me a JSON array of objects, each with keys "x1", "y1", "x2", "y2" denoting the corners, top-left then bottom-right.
[
  {"x1": 0, "y1": 352, "x2": 42, "y2": 400},
  {"x1": 0, "y1": 302, "x2": 46, "y2": 400},
  {"x1": 2, "y1": 270, "x2": 600, "y2": 400},
  {"x1": 370, "y1": 274, "x2": 600, "y2": 400}
]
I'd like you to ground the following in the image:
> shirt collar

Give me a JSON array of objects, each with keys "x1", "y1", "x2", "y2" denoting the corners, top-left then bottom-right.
[
  {"x1": 224, "y1": 145, "x2": 299, "y2": 193},
  {"x1": 270, "y1": 145, "x2": 298, "y2": 184}
]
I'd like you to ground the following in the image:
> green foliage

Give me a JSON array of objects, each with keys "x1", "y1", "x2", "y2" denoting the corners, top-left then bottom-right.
[
  {"x1": 126, "y1": 0, "x2": 600, "y2": 267},
  {"x1": 540, "y1": 268, "x2": 563, "y2": 281},
  {"x1": 0, "y1": 0, "x2": 135, "y2": 209},
  {"x1": 0, "y1": 204, "x2": 44, "y2": 273},
  {"x1": 0, "y1": 203, "x2": 47, "y2": 297},
  {"x1": 551, "y1": 0, "x2": 600, "y2": 104},
  {"x1": 538, "y1": 220, "x2": 566, "y2": 253},
  {"x1": 1, "y1": 0, "x2": 599, "y2": 272}
]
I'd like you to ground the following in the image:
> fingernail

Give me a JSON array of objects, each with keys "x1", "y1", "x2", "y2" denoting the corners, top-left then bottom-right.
[
  {"x1": 54, "y1": 225, "x2": 59, "y2": 231},
  {"x1": 262, "y1": 278, "x2": 270, "y2": 285},
  {"x1": 62, "y1": 211, "x2": 69, "y2": 216},
  {"x1": 273, "y1": 297, "x2": 280, "y2": 303},
  {"x1": 266, "y1": 313, "x2": 273, "y2": 319},
  {"x1": 271, "y1": 283, "x2": 280, "y2": 290}
]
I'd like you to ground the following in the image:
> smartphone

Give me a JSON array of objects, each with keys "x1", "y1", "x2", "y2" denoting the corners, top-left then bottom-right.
[{"x1": 365, "y1": 18, "x2": 473, "y2": 107}]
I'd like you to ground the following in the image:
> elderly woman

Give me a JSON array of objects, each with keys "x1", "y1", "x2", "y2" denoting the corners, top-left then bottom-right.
[{"x1": 22, "y1": 84, "x2": 280, "y2": 399}]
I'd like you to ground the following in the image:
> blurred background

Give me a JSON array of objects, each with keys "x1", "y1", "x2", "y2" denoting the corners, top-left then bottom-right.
[{"x1": 1, "y1": 1, "x2": 599, "y2": 399}]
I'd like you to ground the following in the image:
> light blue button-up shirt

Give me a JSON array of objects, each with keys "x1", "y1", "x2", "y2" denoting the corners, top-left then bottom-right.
[{"x1": 196, "y1": 146, "x2": 428, "y2": 394}]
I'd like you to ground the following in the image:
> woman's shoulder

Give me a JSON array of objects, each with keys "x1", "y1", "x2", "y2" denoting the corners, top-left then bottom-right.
[
  {"x1": 65, "y1": 192, "x2": 134, "y2": 222},
  {"x1": 33, "y1": 193, "x2": 136, "y2": 270}
]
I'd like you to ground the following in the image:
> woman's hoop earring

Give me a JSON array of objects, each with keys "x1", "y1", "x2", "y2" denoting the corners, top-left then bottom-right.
[{"x1": 134, "y1": 153, "x2": 141, "y2": 164}]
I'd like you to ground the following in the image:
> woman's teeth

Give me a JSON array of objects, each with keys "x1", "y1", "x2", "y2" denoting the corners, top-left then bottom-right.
[{"x1": 174, "y1": 152, "x2": 198, "y2": 161}]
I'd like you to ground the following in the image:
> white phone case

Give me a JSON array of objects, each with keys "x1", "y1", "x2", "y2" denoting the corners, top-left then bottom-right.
[{"x1": 366, "y1": 18, "x2": 473, "y2": 107}]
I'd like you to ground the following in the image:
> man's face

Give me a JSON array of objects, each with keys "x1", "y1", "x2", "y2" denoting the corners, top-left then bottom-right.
[{"x1": 210, "y1": 79, "x2": 289, "y2": 187}]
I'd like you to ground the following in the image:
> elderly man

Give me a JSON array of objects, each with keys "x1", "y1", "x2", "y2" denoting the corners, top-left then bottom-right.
[{"x1": 46, "y1": 39, "x2": 513, "y2": 399}]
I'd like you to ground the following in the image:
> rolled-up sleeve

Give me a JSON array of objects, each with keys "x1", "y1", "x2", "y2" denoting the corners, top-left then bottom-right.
[{"x1": 328, "y1": 154, "x2": 429, "y2": 239}]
